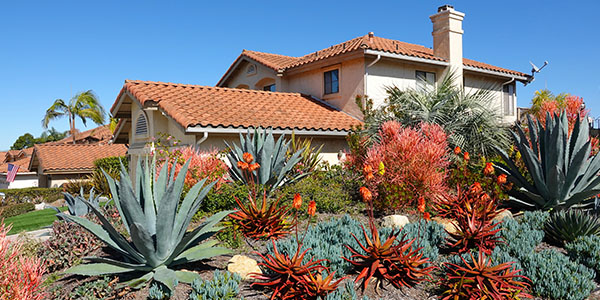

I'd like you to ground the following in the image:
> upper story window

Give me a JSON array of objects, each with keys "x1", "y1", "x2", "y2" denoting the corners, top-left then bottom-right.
[
  {"x1": 503, "y1": 83, "x2": 516, "y2": 116},
  {"x1": 263, "y1": 84, "x2": 276, "y2": 92},
  {"x1": 135, "y1": 111, "x2": 148, "y2": 138},
  {"x1": 416, "y1": 71, "x2": 436, "y2": 91},
  {"x1": 324, "y1": 69, "x2": 339, "y2": 94}
]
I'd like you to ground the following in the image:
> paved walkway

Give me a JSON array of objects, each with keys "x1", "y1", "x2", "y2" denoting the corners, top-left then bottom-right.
[{"x1": 7, "y1": 228, "x2": 52, "y2": 243}]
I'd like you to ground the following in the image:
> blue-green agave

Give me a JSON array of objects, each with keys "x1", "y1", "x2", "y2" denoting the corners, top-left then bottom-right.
[
  {"x1": 62, "y1": 187, "x2": 100, "y2": 217},
  {"x1": 58, "y1": 158, "x2": 232, "y2": 291},
  {"x1": 495, "y1": 112, "x2": 600, "y2": 210},
  {"x1": 225, "y1": 128, "x2": 307, "y2": 195}
]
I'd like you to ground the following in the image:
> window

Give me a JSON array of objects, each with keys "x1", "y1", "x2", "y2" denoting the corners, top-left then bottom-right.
[
  {"x1": 324, "y1": 69, "x2": 339, "y2": 94},
  {"x1": 263, "y1": 84, "x2": 276, "y2": 92},
  {"x1": 416, "y1": 71, "x2": 436, "y2": 91},
  {"x1": 503, "y1": 83, "x2": 515, "y2": 116},
  {"x1": 135, "y1": 112, "x2": 148, "y2": 137}
]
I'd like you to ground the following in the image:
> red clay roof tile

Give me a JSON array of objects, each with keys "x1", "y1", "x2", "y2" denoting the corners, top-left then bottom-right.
[{"x1": 33, "y1": 144, "x2": 127, "y2": 173}]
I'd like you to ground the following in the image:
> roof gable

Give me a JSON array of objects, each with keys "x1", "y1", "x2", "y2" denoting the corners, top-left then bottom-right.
[{"x1": 30, "y1": 144, "x2": 127, "y2": 174}]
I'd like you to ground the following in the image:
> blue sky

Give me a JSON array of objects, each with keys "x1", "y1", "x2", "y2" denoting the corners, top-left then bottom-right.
[{"x1": 0, "y1": 1, "x2": 597, "y2": 150}]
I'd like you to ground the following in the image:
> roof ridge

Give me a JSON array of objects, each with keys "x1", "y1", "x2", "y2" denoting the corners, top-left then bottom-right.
[
  {"x1": 243, "y1": 49, "x2": 299, "y2": 59},
  {"x1": 126, "y1": 80, "x2": 306, "y2": 96}
]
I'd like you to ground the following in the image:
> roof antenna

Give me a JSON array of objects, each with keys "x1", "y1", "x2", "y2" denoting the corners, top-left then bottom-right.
[{"x1": 525, "y1": 60, "x2": 548, "y2": 86}]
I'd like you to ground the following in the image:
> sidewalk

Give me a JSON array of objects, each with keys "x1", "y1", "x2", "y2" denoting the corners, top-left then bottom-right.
[{"x1": 7, "y1": 228, "x2": 52, "y2": 243}]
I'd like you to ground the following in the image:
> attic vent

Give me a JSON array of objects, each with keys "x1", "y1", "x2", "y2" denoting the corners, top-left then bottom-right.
[{"x1": 135, "y1": 112, "x2": 148, "y2": 137}]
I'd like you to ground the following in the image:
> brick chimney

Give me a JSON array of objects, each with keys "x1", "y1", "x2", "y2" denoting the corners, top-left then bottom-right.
[{"x1": 430, "y1": 5, "x2": 465, "y2": 86}]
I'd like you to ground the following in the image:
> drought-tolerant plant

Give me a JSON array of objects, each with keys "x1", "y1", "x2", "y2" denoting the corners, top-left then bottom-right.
[
  {"x1": 287, "y1": 131, "x2": 324, "y2": 176},
  {"x1": 495, "y1": 112, "x2": 600, "y2": 210},
  {"x1": 229, "y1": 191, "x2": 293, "y2": 240},
  {"x1": 59, "y1": 158, "x2": 232, "y2": 292},
  {"x1": 325, "y1": 282, "x2": 371, "y2": 300},
  {"x1": 148, "y1": 282, "x2": 172, "y2": 300},
  {"x1": 543, "y1": 209, "x2": 600, "y2": 245},
  {"x1": 520, "y1": 210, "x2": 549, "y2": 231},
  {"x1": 441, "y1": 251, "x2": 531, "y2": 300},
  {"x1": 68, "y1": 276, "x2": 116, "y2": 300},
  {"x1": 189, "y1": 270, "x2": 243, "y2": 300},
  {"x1": 0, "y1": 221, "x2": 46, "y2": 300},
  {"x1": 522, "y1": 249, "x2": 595, "y2": 300},
  {"x1": 62, "y1": 187, "x2": 100, "y2": 217},
  {"x1": 39, "y1": 220, "x2": 102, "y2": 273},
  {"x1": 0, "y1": 202, "x2": 35, "y2": 218},
  {"x1": 566, "y1": 235, "x2": 600, "y2": 277},
  {"x1": 225, "y1": 128, "x2": 306, "y2": 195},
  {"x1": 497, "y1": 217, "x2": 544, "y2": 260},
  {"x1": 360, "y1": 121, "x2": 449, "y2": 210}
]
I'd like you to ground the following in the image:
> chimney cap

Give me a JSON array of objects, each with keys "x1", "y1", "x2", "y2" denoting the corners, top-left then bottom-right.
[
  {"x1": 368, "y1": 32, "x2": 374, "y2": 38},
  {"x1": 437, "y1": 4, "x2": 454, "y2": 12}
]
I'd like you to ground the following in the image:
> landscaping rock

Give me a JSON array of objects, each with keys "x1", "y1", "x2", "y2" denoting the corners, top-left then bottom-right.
[
  {"x1": 432, "y1": 217, "x2": 458, "y2": 234},
  {"x1": 34, "y1": 202, "x2": 46, "y2": 210},
  {"x1": 227, "y1": 255, "x2": 261, "y2": 280},
  {"x1": 48, "y1": 199, "x2": 65, "y2": 207},
  {"x1": 493, "y1": 210, "x2": 513, "y2": 222},
  {"x1": 381, "y1": 215, "x2": 410, "y2": 229}
]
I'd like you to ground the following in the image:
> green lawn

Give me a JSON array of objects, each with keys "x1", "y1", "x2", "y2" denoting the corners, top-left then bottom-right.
[{"x1": 5, "y1": 207, "x2": 68, "y2": 235}]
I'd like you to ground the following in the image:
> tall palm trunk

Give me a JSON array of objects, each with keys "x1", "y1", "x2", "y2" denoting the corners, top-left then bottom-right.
[{"x1": 69, "y1": 110, "x2": 76, "y2": 144}]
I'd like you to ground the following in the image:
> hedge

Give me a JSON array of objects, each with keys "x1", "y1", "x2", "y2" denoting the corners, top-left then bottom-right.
[
  {"x1": 0, "y1": 187, "x2": 63, "y2": 205},
  {"x1": 94, "y1": 156, "x2": 128, "y2": 172},
  {"x1": 0, "y1": 202, "x2": 35, "y2": 218}
]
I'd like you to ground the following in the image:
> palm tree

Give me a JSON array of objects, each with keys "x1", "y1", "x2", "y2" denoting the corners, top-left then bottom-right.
[
  {"x1": 42, "y1": 90, "x2": 106, "y2": 144},
  {"x1": 362, "y1": 72, "x2": 509, "y2": 157}
]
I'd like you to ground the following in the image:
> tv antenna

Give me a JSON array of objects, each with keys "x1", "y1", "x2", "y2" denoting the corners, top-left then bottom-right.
[{"x1": 525, "y1": 60, "x2": 548, "y2": 86}]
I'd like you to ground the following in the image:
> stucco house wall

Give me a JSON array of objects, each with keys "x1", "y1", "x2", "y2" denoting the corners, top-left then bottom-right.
[
  {"x1": 0, "y1": 174, "x2": 38, "y2": 189},
  {"x1": 225, "y1": 60, "x2": 278, "y2": 91}
]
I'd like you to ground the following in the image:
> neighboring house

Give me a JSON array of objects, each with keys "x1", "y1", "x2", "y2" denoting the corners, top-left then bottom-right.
[
  {"x1": 48, "y1": 125, "x2": 114, "y2": 145},
  {"x1": 0, "y1": 148, "x2": 37, "y2": 189},
  {"x1": 28, "y1": 143, "x2": 127, "y2": 188},
  {"x1": 111, "y1": 5, "x2": 530, "y2": 168},
  {"x1": 217, "y1": 5, "x2": 530, "y2": 124}
]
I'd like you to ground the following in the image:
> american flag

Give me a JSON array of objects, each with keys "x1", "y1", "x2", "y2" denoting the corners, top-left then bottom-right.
[{"x1": 6, "y1": 163, "x2": 19, "y2": 183}]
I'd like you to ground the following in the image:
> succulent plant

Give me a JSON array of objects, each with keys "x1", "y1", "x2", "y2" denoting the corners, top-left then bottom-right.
[
  {"x1": 495, "y1": 112, "x2": 600, "y2": 210},
  {"x1": 190, "y1": 270, "x2": 243, "y2": 300},
  {"x1": 58, "y1": 158, "x2": 232, "y2": 292},
  {"x1": 62, "y1": 187, "x2": 100, "y2": 217},
  {"x1": 544, "y1": 209, "x2": 600, "y2": 245},
  {"x1": 229, "y1": 191, "x2": 293, "y2": 240},
  {"x1": 224, "y1": 128, "x2": 307, "y2": 195}
]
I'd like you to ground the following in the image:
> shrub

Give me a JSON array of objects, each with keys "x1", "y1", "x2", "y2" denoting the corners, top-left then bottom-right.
[
  {"x1": 0, "y1": 221, "x2": 46, "y2": 300},
  {"x1": 157, "y1": 146, "x2": 229, "y2": 192},
  {"x1": 522, "y1": 249, "x2": 595, "y2": 300},
  {"x1": 200, "y1": 182, "x2": 252, "y2": 214},
  {"x1": 68, "y1": 276, "x2": 115, "y2": 300},
  {"x1": 566, "y1": 235, "x2": 600, "y2": 277},
  {"x1": 0, "y1": 187, "x2": 62, "y2": 205},
  {"x1": 38, "y1": 220, "x2": 102, "y2": 273},
  {"x1": 62, "y1": 178, "x2": 93, "y2": 196},
  {"x1": 287, "y1": 131, "x2": 324, "y2": 176},
  {"x1": 189, "y1": 270, "x2": 243, "y2": 300},
  {"x1": 93, "y1": 155, "x2": 128, "y2": 172},
  {"x1": 0, "y1": 202, "x2": 34, "y2": 218},
  {"x1": 544, "y1": 209, "x2": 600, "y2": 245},
  {"x1": 362, "y1": 121, "x2": 449, "y2": 210}
]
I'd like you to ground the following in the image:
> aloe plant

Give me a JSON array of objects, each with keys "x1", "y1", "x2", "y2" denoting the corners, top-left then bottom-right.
[
  {"x1": 63, "y1": 187, "x2": 100, "y2": 217},
  {"x1": 495, "y1": 112, "x2": 600, "y2": 210},
  {"x1": 58, "y1": 158, "x2": 232, "y2": 292},
  {"x1": 225, "y1": 128, "x2": 307, "y2": 195}
]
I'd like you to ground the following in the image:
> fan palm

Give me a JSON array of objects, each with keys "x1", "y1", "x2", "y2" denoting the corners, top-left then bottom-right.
[
  {"x1": 363, "y1": 72, "x2": 509, "y2": 157},
  {"x1": 42, "y1": 90, "x2": 106, "y2": 144}
]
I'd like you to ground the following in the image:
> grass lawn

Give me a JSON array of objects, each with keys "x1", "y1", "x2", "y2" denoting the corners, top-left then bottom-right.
[{"x1": 5, "y1": 207, "x2": 68, "y2": 235}]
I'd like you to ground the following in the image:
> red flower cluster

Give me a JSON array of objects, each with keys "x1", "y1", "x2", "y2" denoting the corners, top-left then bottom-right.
[{"x1": 238, "y1": 152, "x2": 260, "y2": 172}]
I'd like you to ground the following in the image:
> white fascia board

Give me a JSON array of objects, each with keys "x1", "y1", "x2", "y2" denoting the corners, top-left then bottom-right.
[
  {"x1": 463, "y1": 65, "x2": 529, "y2": 81},
  {"x1": 364, "y1": 49, "x2": 449, "y2": 67},
  {"x1": 186, "y1": 126, "x2": 349, "y2": 137}
]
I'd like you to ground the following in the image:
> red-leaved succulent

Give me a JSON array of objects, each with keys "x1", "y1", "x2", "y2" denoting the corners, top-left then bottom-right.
[{"x1": 229, "y1": 191, "x2": 294, "y2": 240}]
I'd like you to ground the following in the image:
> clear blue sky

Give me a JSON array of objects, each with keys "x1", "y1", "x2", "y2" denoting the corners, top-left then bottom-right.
[{"x1": 0, "y1": 1, "x2": 597, "y2": 150}]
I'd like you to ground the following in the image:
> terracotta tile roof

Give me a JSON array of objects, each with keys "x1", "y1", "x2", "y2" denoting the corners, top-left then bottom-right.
[
  {"x1": 234, "y1": 34, "x2": 527, "y2": 77},
  {"x1": 32, "y1": 144, "x2": 127, "y2": 173},
  {"x1": 49, "y1": 125, "x2": 113, "y2": 145},
  {"x1": 115, "y1": 80, "x2": 361, "y2": 132},
  {"x1": 0, "y1": 155, "x2": 33, "y2": 174}
]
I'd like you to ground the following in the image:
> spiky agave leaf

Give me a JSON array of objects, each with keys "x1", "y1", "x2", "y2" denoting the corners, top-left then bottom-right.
[
  {"x1": 495, "y1": 112, "x2": 600, "y2": 210},
  {"x1": 59, "y1": 157, "x2": 232, "y2": 292},
  {"x1": 544, "y1": 209, "x2": 600, "y2": 246},
  {"x1": 62, "y1": 187, "x2": 100, "y2": 217}
]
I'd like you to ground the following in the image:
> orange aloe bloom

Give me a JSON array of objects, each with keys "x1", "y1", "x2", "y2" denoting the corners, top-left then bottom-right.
[
  {"x1": 237, "y1": 161, "x2": 249, "y2": 170},
  {"x1": 472, "y1": 182, "x2": 483, "y2": 193},
  {"x1": 363, "y1": 164, "x2": 373, "y2": 174},
  {"x1": 293, "y1": 193, "x2": 302, "y2": 209},
  {"x1": 359, "y1": 187, "x2": 372, "y2": 202},
  {"x1": 417, "y1": 197, "x2": 426, "y2": 213},
  {"x1": 248, "y1": 162, "x2": 260, "y2": 172},
  {"x1": 365, "y1": 172, "x2": 374, "y2": 181},
  {"x1": 243, "y1": 152, "x2": 254, "y2": 163},
  {"x1": 463, "y1": 152, "x2": 470, "y2": 161},
  {"x1": 483, "y1": 162, "x2": 494, "y2": 176},
  {"x1": 497, "y1": 174, "x2": 507, "y2": 185},
  {"x1": 423, "y1": 212, "x2": 431, "y2": 220},
  {"x1": 307, "y1": 201, "x2": 316, "y2": 216},
  {"x1": 454, "y1": 146, "x2": 461, "y2": 155}
]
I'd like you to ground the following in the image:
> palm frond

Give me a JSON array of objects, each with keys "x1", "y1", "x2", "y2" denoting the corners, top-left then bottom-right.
[{"x1": 41, "y1": 99, "x2": 69, "y2": 128}]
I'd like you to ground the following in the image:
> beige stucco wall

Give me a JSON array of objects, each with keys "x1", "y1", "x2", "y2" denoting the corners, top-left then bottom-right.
[
  {"x1": 0, "y1": 174, "x2": 38, "y2": 189},
  {"x1": 464, "y1": 73, "x2": 516, "y2": 124},
  {"x1": 224, "y1": 60, "x2": 279, "y2": 91},
  {"x1": 48, "y1": 174, "x2": 88, "y2": 188}
]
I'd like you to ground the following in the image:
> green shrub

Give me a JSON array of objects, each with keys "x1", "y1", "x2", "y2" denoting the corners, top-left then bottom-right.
[
  {"x1": 522, "y1": 249, "x2": 595, "y2": 300},
  {"x1": 68, "y1": 276, "x2": 115, "y2": 300},
  {"x1": 0, "y1": 202, "x2": 34, "y2": 218},
  {"x1": 544, "y1": 209, "x2": 600, "y2": 245},
  {"x1": 566, "y1": 235, "x2": 600, "y2": 277},
  {"x1": 189, "y1": 270, "x2": 242, "y2": 300},
  {"x1": 199, "y1": 182, "x2": 252, "y2": 215},
  {"x1": 62, "y1": 178, "x2": 93, "y2": 196},
  {"x1": 520, "y1": 210, "x2": 549, "y2": 231},
  {"x1": 269, "y1": 215, "x2": 445, "y2": 276},
  {"x1": 497, "y1": 217, "x2": 544, "y2": 259},
  {"x1": 0, "y1": 187, "x2": 62, "y2": 205},
  {"x1": 93, "y1": 156, "x2": 128, "y2": 172},
  {"x1": 216, "y1": 222, "x2": 243, "y2": 249}
]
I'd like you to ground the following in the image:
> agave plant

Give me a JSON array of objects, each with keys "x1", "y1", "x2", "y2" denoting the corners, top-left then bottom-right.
[
  {"x1": 62, "y1": 187, "x2": 100, "y2": 217},
  {"x1": 544, "y1": 209, "x2": 600, "y2": 246},
  {"x1": 442, "y1": 251, "x2": 531, "y2": 300},
  {"x1": 225, "y1": 128, "x2": 307, "y2": 195},
  {"x1": 343, "y1": 225, "x2": 434, "y2": 291},
  {"x1": 495, "y1": 112, "x2": 600, "y2": 210},
  {"x1": 58, "y1": 158, "x2": 232, "y2": 292},
  {"x1": 229, "y1": 192, "x2": 293, "y2": 240}
]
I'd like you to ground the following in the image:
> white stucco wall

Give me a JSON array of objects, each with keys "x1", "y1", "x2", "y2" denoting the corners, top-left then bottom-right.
[
  {"x1": 464, "y1": 73, "x2": 517, "y2": 124},
  {"x1": 0, "y1": 174, "x2": 38, "y2": 189},
  {"x1": 224, "y1": 60, "x2": 279, "y2": 91}
]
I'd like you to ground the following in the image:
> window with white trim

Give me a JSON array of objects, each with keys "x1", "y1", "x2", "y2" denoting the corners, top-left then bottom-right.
[
  {"x1": 324, "y1": 69, "x2": 339, "y2": 94},
  {"x1": 416, "y1": 70, "x2": 436, "y2": 91}
]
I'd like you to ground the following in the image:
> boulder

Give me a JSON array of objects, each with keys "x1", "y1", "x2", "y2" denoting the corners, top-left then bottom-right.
[
  {"x1": 381, "y1": 215, "x2": 410, "y2": 229},
  {"x1": 34, "y1": 202, "x2": 46, "y2": 210},
  {"x1": 227, "y1": 255, "x2": 262, "y2": 280},
  {"x1": 432, "y1": 217, "x2": 458, "y2": 235},
  {"x1": 493, "y1": 210, "x2": 513, "y2": 222}
]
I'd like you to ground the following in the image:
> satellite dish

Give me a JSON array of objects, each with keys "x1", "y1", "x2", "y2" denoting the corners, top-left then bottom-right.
[{"x1": 524, "y1": 60, "x2": 549, "y2": 86}]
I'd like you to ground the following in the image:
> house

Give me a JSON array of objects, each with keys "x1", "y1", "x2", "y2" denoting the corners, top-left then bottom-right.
[
  {"x1": 111, "y1": 5, "x2": 530, "y2": 167},
  {"x1": 28, "y1": 143, "x2": 127, "y2": 188},
  {"x1": 48, "y1": 125, "x2": 114, "y2": 145},
  {"x1": 0, "y1": 148, "x2": 37, "y2": 189}
]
